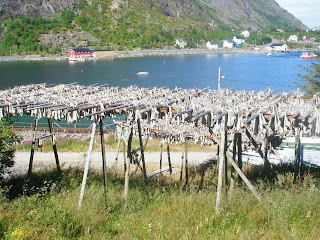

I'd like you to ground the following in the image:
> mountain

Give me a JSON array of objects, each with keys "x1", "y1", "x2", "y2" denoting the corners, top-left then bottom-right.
[{"x1": 0, "y1": 0, "x2": 307, "y2": 54}]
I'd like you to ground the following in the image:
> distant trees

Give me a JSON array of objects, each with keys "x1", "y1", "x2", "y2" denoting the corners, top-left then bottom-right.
[
  {"x1": 297, "y1": 59, "x2": 320, "y2": 96},
  {"x1": 60, "y1": 10, "x2": 75, "y2": 29},
  {"x1": 0, "y1": 16, "x2": 59, "y2": 55}
]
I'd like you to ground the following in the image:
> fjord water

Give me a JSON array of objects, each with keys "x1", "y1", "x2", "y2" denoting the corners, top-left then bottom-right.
[{"x1": 0, "y1": 52, "x2": 315, "y2": 92}]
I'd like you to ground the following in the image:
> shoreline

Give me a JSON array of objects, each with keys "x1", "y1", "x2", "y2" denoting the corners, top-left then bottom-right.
[{"x1": 0, "y1": 48, "x2": 273, "y2": 62}]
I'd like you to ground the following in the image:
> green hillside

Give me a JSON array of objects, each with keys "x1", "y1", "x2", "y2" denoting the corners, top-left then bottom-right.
[{"x1": 0, "y1": 0, "x2": 308, "y2": 55}]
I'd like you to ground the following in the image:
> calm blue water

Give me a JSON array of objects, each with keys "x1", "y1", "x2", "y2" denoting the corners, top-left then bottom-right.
[{"x1": 0, "y1": 52, "x2": 316, "y2": 92}]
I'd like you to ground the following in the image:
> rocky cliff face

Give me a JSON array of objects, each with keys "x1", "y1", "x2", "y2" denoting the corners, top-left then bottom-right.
[
  {"x1": 138, "y1": 0, "x2": 306, "y2": 31},
  {"x1": 0, "y1": 0, "x2": 307, "y2": 40},
  {"x1": 0, "y1": 0, "x2": 80, "y2": 19},
  {"x1": 202, "y1": 0, "x2": 306, "y2": 30}
]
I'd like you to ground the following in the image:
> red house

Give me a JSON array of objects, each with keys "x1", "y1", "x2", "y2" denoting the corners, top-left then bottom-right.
[{"x1": 68, "y1": 48, "x2": 95, "y2": 61}]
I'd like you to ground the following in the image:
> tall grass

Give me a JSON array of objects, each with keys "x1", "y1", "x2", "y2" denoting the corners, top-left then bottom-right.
[{"x1": 1, "y1": 164, "x2": 319, "y2": 239}]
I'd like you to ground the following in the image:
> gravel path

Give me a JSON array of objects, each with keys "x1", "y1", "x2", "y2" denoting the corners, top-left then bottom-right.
[{"x1": 12, "y1": 151, "x2": 216, "y2": 175}]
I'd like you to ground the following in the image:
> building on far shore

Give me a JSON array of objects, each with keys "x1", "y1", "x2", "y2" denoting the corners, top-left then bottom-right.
[
  {"x1": 206, "y1": 40, "x2": 219, "y2": 49},
  {"x1": 269, "y1": 43, "x2": 288, "y2": 52},
  {"x1": 232, "y1": 36, "x2": 245, "y2": 45},
  {"x1": 223, "y1": 40, "x2": 233, "y2": 48},
  {"x1": 175, "y1": 38, "x2": 187, "y2": 48},
  {"x1": 67, "y1": 48, "x2": 96, "y2": 62},
  {"x1": 288, "y1": 35, "x2": 298, "y2": 42},
  {"x1": 241, "y1": 30, "x2": 250, "y2": 38},
  {"x1": 303, "y1": 35, "x2": 315, "y2": 42}
]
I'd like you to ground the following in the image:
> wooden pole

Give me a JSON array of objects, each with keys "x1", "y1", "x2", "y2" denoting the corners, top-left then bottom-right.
[
  {"x1": 134, "y1": 134, "x2": 149, "y2": 174},
  {"x1": 167, "y1": 143, "x2": 172, "y2": 174},
  {"x1": 160, "y1": 142, "x2": 163, "y2": 175},
  {"x1": 226, "y1": 151, "x2": 261, "y2": 201},
  {"x1": 263, "y1": 131, "x2": 272, "y2": 180},
  {"x1": 28, "y1": 116, "x2": 39, "y2": 178},
  {"x1": 124, "y1": 123, "x2": 133, "y2": 209},
  {"x1": 294, "y1": 128, "x2": 301, "y2": 184},
  {"x1": 237, "y1": 133, "x2": 243, "y2": 185},
  {"x1": 123, "y1": 140, "x2": 126, "y2": 174},
  {"x1": 185, "y1": 139, "x2": 188, "y2": 185},
  {"x1": 137, "y1": 119, "x2": 147, "y2": 185},
  {"x1": 223, "y1": 127, "x2": 228, "y2": 195},
  {"x1": 78, "y1": 122, "x2": 96, "y2": 210},
  {"x1": 180, "y1": 145, "x2": 184, "y2": 183},
  {"x1": 244, "y1": 127, "x2": 282, "y2": 185},
  {"x1": 230, "y1": 135, "x2": 236, "y2": 191},
  {"x1": 113, "y1": 127, "x2": 123, "y2": 176},
  {"x1": 47, "y1": 118, "x2": 61, "y2": 175},
  {"x1": 209, "y1": 128, "x2": 261, "y2": 203},
  {"x1": 216, "y1": 126, "x2": 226, "y2": 214},
  {"x1": 99, "y1": 118, "x2": 108, "y2": 208}
]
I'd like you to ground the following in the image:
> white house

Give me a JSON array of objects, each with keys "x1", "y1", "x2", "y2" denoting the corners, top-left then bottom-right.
[
  {"x1": 288, "y1": 35, "x2": 298, "y2": 42},
  {"x1": 270, "y1": 43, "x2": 288, "y2": 52},
  {"x1": 223, "y1": 40, "x2": 233, "y2": 48},
  {"x1": 206, "y1": 40, "x2": 219, "y2": 49},
  {"x1": 232, "y1": 36, "x2": 245, "y2": 45},
  {"x1": 303, "y1": 35, "x2": 315, "y2": 42},
  {"x1": 241, "y1": 30, "x2": 250, "y2": 38},
  {"x1": 175, "y1": 38, "x2": 187, "y2": 48}
]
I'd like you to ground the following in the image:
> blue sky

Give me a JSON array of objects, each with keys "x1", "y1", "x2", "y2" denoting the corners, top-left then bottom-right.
[{"x1": 276, "y1": 0, "x2": 320, "y2": 28}]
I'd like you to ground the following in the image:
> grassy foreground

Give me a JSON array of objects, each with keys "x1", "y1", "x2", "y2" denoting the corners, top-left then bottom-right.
[{"x1": 0, "y1": 164, "x2": 319, "y2": 239}]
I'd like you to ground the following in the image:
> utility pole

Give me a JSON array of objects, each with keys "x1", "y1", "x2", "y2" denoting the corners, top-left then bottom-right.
[{"x1": 218, "y1": 67, "x2": 225, "y2": 90}]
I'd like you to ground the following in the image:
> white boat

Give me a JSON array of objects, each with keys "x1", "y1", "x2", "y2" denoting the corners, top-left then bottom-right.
[
  {"x1": 300, "y1": 51, "x2": 318, "y2": 59},
  {"x1": 137, "y1": 72, "x2": 149, "y2": 75},
  {"x1": 267, "y1": 53, "x2": 272, "y2": 56}
]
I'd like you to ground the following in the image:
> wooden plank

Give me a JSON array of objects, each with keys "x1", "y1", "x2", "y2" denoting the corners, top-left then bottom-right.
[
  {"x1": 237, "y1": 133, "x2": 243, "y2": 185},
  {"x1": 47, "y1": 118, "x2": 61, "y2": 175},
  {"x1": 167, "y1": 144, "x2": 172, "y2": 174},
  {"x1": 113, "y1": 127, "x2": 123, "y2": 176},
  {"x1": 160, "y1": 143, "x2": 163, "y2": 175},
  {"x1": 124, "y1": 122, "x2": 133, "y2": 209},
  {"x1": 216, "y1": 124, "x2": 226, "y2": 214},
  {"x1": 78, "y1": 122, "x2": 96, "y2": 210},
  {"x1": 185, "y1": 140, "x2": 188, "y2": 185},
  {"x1": 293, "y1": 128, "x2": 301, "y2": 184},
  {"x1": 100, "y1": 118, "x2": 108, "y2": 208},
  {"x1": 137, "y1": 119, "x2": 148, "y2": 185},
  {"x1": 245, "y1": 113, "x2": 259, "y2": 124},
  {"x1": 27, "y1": 117, "x2": 39, "y2": 178},
  {"x1": 244, "y1": 127, "x2": 282, "y2": 185},
  {"x1": 226, "y1": 151, "x2": 261, "y2": 201}
]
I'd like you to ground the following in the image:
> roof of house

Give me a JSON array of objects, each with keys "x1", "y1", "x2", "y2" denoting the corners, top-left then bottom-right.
[
  {"x1": 177, "y1": 38, "x2": 187, "y2": 42},
  {"x1": 71, "y1": 48, "x2": 93, "y2": 53},
  {"x1": 270, "y1": 43, "x2": 286, "y2": 47},
  {"x1": 234, "y1": 36, "x2": 244, "y2": 39},
  {"x1": 208, "y1": 40, "x2": 218, "y2": 45},
  {"x1": 224, "y1": 40, "x2": 233, "y2": 43}
]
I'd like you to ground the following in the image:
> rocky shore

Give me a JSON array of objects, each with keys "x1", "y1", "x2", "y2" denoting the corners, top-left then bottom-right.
[
  {"x1": 0, "y1": 48, "x2": 270, "y2": 63},
  {"x1": 0, "y1": 55, "x2": 66, "y2": 62},
  {"x1": 113, "y1": 48, "x2": 269, "y2": 58}
]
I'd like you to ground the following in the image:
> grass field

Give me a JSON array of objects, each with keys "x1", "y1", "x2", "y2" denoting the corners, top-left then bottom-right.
[{"x1": 1, "y1": 162, "x2": 319, "y2": 239}]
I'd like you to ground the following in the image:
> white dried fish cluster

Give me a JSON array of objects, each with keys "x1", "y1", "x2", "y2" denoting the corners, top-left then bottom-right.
[{"x1": 1, "y1": 84, "x2": 320, "y2": 145}]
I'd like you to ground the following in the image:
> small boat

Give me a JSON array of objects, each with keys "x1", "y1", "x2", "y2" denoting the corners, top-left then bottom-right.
[
  {"x1": 267, "y1": 53, "x2": 272, "y2": 56},
  {"x1": 300, "y1": 51, "x2": 318, "y2": 59},
  {"x1": 137, "y1": 72, "x2": 149, "y2": 75}
]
